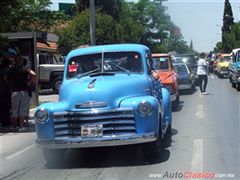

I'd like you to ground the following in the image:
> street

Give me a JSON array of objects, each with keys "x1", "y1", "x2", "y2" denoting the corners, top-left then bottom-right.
[{"x1": 0, "y1": 75, "x2": 239, "y2": 180}]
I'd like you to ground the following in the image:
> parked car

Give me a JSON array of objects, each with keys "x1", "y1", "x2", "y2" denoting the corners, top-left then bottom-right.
[
  {"x1": 172, "y1": 54, "x2": 199, "y2": 85},
  {"x1": 37, "y1": 52, "x2": 64, "y2": 94},
  {"x1": 173, "y1": 63, "x2": 196, "y2": 93},
  {"x1": 229, "y1": 48, "x2": 240, "y2": 91},
  {"x1": 152, "y1": 53, "x2": 179, "y2": 111},
  {"x1": 215, "y1": 53, "x2": 231, "y2": 78},
  {"x1": 172, "y1": 54, "x2": 198, "y2": 76},
  {"x1": 34, "y1": 44, "x2": 172, "y2": 163}
]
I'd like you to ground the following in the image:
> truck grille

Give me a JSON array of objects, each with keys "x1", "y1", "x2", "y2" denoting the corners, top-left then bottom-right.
[
  {"x1": 52, "y1": 108, "x2": 136, "y2": 138},
  {"x1": 221, "y1": 67, "x2": 228, "y2": 71}
]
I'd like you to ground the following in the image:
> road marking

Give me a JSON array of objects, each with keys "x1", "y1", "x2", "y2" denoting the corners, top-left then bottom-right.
[
  {"x1": 191, "y1": 139, "x2": 203, "y2": 173},
  {"x1": 0, "y1": 136, "x2": 2, "y2": 175},
  {"x1": 195, "y1": 104, "x2": 204, "y2": 119},
  {"x1": 5, "y1": 144, "x2": 35, "y2": 160}
]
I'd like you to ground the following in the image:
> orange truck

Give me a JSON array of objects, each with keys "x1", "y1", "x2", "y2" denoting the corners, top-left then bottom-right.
[{"x1": 152, "y1": 53, "x2": 179, "y2": 110}]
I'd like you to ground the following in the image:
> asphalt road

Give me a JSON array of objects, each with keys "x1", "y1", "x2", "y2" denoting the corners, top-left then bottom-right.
[{"x1": 0, "y1": 75, "x2": 239, "y2": 180}]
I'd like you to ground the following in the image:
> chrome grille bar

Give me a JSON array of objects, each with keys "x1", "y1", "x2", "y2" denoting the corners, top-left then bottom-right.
[{"x1": 53, "y1": 108, "x2": 136, "y2": 138}]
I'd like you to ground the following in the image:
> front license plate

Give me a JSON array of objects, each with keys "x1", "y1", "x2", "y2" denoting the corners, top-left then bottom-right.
[{"x1": 81, "y1": 124, "x2": 103, "y2": 138}]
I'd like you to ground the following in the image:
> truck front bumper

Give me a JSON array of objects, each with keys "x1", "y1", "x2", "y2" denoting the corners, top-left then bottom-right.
[
  {"x1": 179, "y1": 84, "x2": 192, "y2": 90},
  {"x1": 36, "y1": 132, "x2": 157, "y2": 149},
  {"x1": 170, "y1": 93, "x2": 177, "y2": 101},
  {"x1": 219, "y1": 70, "x2": 229, "y2": 75}
]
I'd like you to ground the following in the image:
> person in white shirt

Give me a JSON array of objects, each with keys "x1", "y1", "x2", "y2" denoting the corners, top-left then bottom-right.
[{"x1": 197, "y1": 53, "x2": 208, "y2": 94}]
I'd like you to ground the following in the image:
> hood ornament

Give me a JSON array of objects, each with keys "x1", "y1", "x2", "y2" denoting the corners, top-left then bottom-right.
[{"x1": 88, "y1": 78, "x2": 96, "y2": 89}]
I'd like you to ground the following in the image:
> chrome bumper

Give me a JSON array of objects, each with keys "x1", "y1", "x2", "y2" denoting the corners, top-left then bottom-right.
[
  {"x1": 36, "y1": 132, "x2": 157, "y2": 149},
  {"x1": 179, "y1": 84, "x2": 192, "y2": 90},
  {"x1": 219, "y1": 70, "x2": 229, "y2": 75},
  {"x1": 170, "y1": 93, "x2": 177, "y2": 101}
]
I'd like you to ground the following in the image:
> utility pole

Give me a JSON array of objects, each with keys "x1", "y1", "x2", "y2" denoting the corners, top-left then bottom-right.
[{"x1": 89, "y1": 0, "x2": 96, "y2": 46}]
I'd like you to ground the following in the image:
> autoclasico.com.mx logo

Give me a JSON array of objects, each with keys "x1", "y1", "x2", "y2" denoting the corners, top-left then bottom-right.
[{"x1": 148, "y1": 171, "x2": 235, "y2": 179}]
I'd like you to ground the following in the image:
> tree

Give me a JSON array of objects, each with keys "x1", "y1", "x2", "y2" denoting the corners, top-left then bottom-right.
[
  {"x1": 190, "y1": 39, "x2": 193, "y2": 50},
  {"x1": 214, "y1": 42, "x2": 223, "y2": 53},
  {"x1": 222, "y1": 0, "x2": 234, "y2": 52},
  {"x1": 75, "y1": 0, "x2": 122, "y2": 20},
  {"x1": 223, "y1": 23, "x2": 240, "y2": 50},
  {"x1": 58, "y1": 10, "x2": 115, "y2": 55},
  {"x1": 58, "y1": 0, "x2": 194, "y2": 55},
  {"x1": 0, "y1": 0, "x2": 69, "y2": 32}
]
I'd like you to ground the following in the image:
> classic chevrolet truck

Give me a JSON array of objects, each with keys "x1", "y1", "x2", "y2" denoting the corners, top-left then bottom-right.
[
  {"x1": 215, "y1": 53, "x2": 231, "y2": 78},
  {"x1": 229, "y1": 48, "x2": 240, "y2": 91},
  {"x1": 34, "y1": 44, "x2": 172, "y2": 163},
  {"x1": 152, "y1": 53, "x2": 180, "y2": 111}
]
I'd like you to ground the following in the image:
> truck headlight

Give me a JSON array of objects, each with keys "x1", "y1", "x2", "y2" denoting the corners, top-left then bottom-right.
[
  {"x1": 35, "y1": 109, "x2": 48, "y2": 124},
  {"x1": 138, "y1": 101, "x2": 152, "y2": 117}
]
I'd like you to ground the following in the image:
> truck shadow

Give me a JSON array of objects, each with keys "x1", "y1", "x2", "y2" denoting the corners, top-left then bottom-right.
[
  {"x1": 45, "y1": 128, "x2": 178, "y2": 169},
  {"x1": 45, "y1": 146, "x2": 170, "y2": 169}
]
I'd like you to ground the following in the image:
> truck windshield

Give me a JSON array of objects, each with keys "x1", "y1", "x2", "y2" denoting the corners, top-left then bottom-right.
[
  {"x1": 67, "y1": 51, "x2": 143, "y2": 79},
  {"x1": 173, "y1": 55, "x2": 197, "y2": 69},
  {"x1": 236, "y1": 52, "x2": 240, "y2": 62},
  {"x1": 174, "y1": 64, "x2": 188, "y2": 74}
]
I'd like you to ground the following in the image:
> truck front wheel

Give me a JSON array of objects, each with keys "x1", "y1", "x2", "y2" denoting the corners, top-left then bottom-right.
[
  {"x1": 172, "y1": 94, "x2": 180, "y2": 111},
  {"x1": 142, "y1": 136, "x2": 163, "y2": 158},
  {"x1": 52, "y1": 77, "x2": 62, "y2": 94},
  {"x1": 236, "y1": 83, "x2": 240, "y2": 91}
]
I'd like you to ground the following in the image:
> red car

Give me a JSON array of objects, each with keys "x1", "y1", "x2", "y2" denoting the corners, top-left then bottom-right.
[{"x1": 152, "y1": 53, "x2": 180, "y2": 110}]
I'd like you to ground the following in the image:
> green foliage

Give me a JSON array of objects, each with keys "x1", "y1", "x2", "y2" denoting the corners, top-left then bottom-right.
[
  {"x1": 222, "y1": 0, "x2": 234, "y2": 33},
  {"x1": 75, "y1": 0, "x2": 122, "y2": 20},
  {"x1": 58, "y1": 10, "x2": 115, "y2": 55},
  {"x1": 223, "y1": 23, "x2": 240, "y2": 52},
  {"x1": 0, "y1": 35, "x2": 10, "y2": 52},
  {"x1": 0, "y1": 0, "x2": 69, "y2": 32},
  {"x1": 58, "y1": 0, "x2": 193, "y2": 55},
  {"x1": 214, "y1": 42, "x2": 223, "y2": 53},
  {"x1": 221, "y1": 0, "x2": 234, "y2": 52}
]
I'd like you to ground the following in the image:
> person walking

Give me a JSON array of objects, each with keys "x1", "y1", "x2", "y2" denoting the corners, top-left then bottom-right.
[
  {"x1": 197, "y1": 53, "x2": 208, "y2": 95},
  {"x1": 9, "y1": 54, "x2": 36, "y2": 132}
]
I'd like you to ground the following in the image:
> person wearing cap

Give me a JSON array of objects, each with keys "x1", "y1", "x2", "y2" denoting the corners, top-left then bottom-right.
[{"x1": 9, "y1": 53, "x2": 36, "y2": 132}]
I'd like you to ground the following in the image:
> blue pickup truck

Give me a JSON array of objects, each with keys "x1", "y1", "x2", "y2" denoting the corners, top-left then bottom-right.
[
  {"x1": 229, "y1": 48, "x2": 240, "y2": 91},
  {"x1": 34, "y1": 44, "x2": 172, "y2": 163}
]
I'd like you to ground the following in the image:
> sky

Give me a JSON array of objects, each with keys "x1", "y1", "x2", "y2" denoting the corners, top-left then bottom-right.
[
  {"x1": 50, "y1": 0, "x2": 240, "y2": 52},
  {"x1": 166, "y1": 0, "x2": 240, "y2": 52}
]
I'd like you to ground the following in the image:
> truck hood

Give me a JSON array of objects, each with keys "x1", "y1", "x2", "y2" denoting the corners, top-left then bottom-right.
[
  {"x1": 218, "y1": 61, "x2": 229, "y2": 67},
  {"x1": 60, "y1": 74, "x2": 150, "y2": 110}
]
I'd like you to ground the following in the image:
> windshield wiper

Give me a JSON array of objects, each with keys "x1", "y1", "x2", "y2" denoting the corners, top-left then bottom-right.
[
  {"x1": 108, "y1": 61, "x2": 131, "y2": 75},
  {"x1": 90, "y1": 72, "x2": 115, "y2": 77},
  {"x1": 77, "y1": 68, "x2": 100, "y2": 78}
]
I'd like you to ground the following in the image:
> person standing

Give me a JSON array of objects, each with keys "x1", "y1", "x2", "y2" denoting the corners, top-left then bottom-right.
[
  {"x1": 0, "y1": 59, "x2": 12, "y2": 132},
  {"x1": 9, "y1": 54, "x2": 36, "y2": 132},
  {"x1": 197, "y1": 53, "x2": 208, "y2": 95}
]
